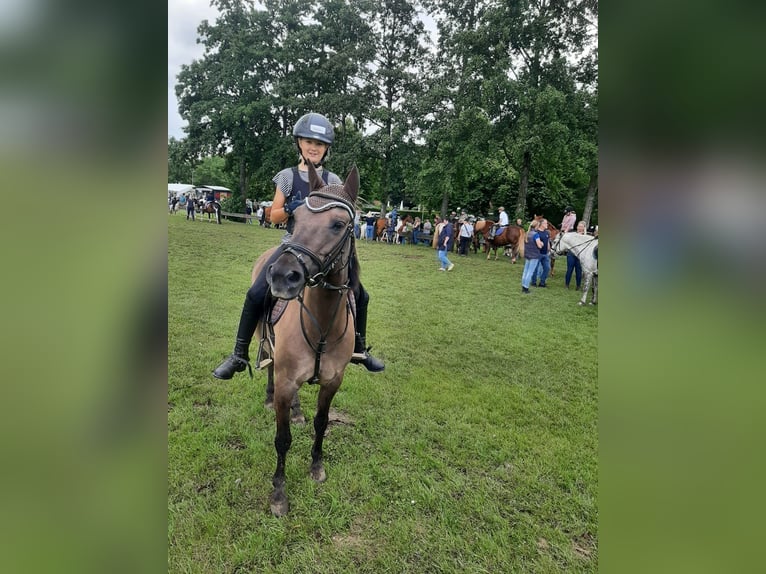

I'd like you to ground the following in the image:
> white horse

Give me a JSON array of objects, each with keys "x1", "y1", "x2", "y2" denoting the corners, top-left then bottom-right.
[{"x1": 551, "y1": 232, "x2": 598, "y2": 306}]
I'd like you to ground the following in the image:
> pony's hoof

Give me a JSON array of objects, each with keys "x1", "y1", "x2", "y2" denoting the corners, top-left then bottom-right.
[
  {"x1": 310, "y1": 464, "x2": 327, "y2": 483},
  {"x1": 270, "y1": 492, "x2": 289, "y2": 517},
  {"x1": 589, "y1": 302, "x2": 597, "y2": 306},
  {"x1": 264, "y1": 399, "x2": 274, "y2": 410},
  {"x1": 291, "y1": 413, "x2": 306, "y2": 425},
  {"x1": 578, "y1": 301, "x2": 585, "y2": 306}
]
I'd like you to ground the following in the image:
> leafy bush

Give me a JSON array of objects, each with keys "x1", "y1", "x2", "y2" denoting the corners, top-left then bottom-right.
[
  {"x1": 220, "y1": 195, "x2": 246, "y2": 222},
  {"x1": 220, "y1": 195, "x2": 244, "y2": 213}
]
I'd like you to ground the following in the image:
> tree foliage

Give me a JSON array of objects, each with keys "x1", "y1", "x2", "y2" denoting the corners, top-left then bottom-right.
[{"x1": 171, "y1": 0, "x2": 598, "y2": 223}]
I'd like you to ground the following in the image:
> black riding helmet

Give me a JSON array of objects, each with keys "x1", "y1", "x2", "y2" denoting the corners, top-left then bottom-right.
[
  {"x1": 293, "y1": 113, "x2": 334, "y2": 166},
  {"x1": 564, "y1": 205, "x2": 574, "y2": 213}
]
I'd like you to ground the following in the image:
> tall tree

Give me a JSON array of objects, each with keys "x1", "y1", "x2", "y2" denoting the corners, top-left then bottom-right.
[
  {"x1": 167, "y1": 137, "x2": 194, "y2": 184},
  {"x1": 366, "y1": 0, "x2": 428, "y2": 205},
  {"x1": 176, "y1": 0, "x2": 279, "y2": 202}
]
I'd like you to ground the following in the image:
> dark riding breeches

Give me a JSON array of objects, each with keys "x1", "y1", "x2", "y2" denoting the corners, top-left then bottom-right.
[{"x1": 234, "y1": 247, "x2": 284, "y2": 343}]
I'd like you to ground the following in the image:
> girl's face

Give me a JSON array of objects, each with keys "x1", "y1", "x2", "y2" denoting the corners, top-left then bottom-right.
[
  {"x1": 577, "y1": 222, "x2": 586, "y2": 233},
  {"x1": 298, "y1": 137, "x2": 328, "y2": 165}
]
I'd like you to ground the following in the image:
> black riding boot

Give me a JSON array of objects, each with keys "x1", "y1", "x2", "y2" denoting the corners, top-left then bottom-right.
[
  {"x1": 212, "y1": 250, "x2": 280, "y2": 380},
  {"x1": 352, "y1": 334, "x2": 385, "y2": 372},
  {"x1": 212, "y1": 337, "x2": 252, "y2": 380},
  {"x1": 350, "y1": 286, "x2": 385, "y2": 373}
]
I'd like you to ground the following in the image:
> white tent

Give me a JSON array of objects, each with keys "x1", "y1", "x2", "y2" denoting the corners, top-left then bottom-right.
[{"x1": 168, "y1": 183, "x2": 194, "y2": 195}]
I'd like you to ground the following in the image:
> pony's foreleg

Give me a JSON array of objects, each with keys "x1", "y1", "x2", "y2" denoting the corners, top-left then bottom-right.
[
  {"x1": 579, "y1": 273, "x2": 591, "y2": 306},
  {"x1": 264, "y1": 364, "x2": 274, "y2": 408},
  {"x1": 592, "y1": 274, "x2": 598, "y2": 305},
  {"x1": 310, "y1": 383, "x2": 339, "y2": 483},
  {"x1": 290, "y1": 390, "x2": 305, "y2": 425},
  {"x1": 270, "y1": 383, "x2": 296, "y2": 517}
]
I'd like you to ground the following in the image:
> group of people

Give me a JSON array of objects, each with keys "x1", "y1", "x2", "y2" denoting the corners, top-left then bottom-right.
[
  {"x1": 168, "y1": 192, "x2": 198, "y2": 220},
  {"x1": 244, "y1": 198, "x2": 266, "y2": 226},
  {"x1": 168, "y1": 190, "x2": 222, "y2": 221},
  {"x1": 521, "y1": 206, "x2": 591, "y2": 294}
]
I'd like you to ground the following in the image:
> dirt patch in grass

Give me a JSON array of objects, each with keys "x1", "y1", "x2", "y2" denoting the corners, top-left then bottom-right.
[
  {"x1": 324, "y1": 409, "x2": 354, "y2": 436},
  {"x1": 572, "y1": 531, "x2": 595, "y2": 559}
]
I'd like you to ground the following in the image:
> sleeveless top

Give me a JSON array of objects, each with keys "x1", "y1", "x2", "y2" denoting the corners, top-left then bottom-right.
[
  {"x1": 272, "y1": 166, "x2": 337, "y2": 234},
  {"x1": 524, "y1": 231, "x2": 542, "y2": 259}
]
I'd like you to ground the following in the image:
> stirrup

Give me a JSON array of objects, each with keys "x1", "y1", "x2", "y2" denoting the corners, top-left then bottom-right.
[{"x1": 234, "y1": 355, "x2": 253, "y2": 379}]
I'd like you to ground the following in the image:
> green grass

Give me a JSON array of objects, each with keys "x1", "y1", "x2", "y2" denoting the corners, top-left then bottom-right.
[{"x1": 169, "y1": 215, "x2": 598, "y2": 573}]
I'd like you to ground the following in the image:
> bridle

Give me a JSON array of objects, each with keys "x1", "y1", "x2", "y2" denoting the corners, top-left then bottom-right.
[
  {"x1": 274, "y1": 209, "x2": 355, "y2": 384},
  {"x1": 552, "y1": 232, "x2": 598, "y2": 260},
  {"x1": 281, "y1": 220, "x2": 354, "y2": 291}
]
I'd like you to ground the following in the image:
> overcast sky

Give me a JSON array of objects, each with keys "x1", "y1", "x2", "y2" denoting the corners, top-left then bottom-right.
[{"x1": 168, "y1": 0, "x2": 221, "y2": 140}]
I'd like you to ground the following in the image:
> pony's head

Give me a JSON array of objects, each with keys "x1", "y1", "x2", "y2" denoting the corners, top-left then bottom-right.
[
  {"x1": 267, "y1": 163, "x2": 358, "y2": 299},
  {"x1": 550, "y1": 231, "x2": 567, "y2": 255}
]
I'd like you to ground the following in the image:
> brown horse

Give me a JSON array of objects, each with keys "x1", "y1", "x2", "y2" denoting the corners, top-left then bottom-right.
[
  {"x1": 251, "y1": 162, "x2": 359, "y2": 517},
  {"x1": 476, "y1": 220, "x2": 525, "y2": 261},
  {"x1": 395, "y1": 215, "x2": 414, "y2": 244},
  {"x1": 472, "y1": 219, "x2": 494, "y2": 253},
  {"x1": 374, "y1": 217, "x2": 388, "y2": 241}
]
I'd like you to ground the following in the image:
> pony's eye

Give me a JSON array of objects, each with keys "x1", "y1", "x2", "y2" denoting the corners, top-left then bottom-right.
[{"x1": 332, "y1": 220, "x2": 346, "y2": 231}]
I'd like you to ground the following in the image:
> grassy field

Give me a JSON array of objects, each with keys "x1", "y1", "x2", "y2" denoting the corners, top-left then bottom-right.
[{"x1": 168, "y1": 214, "x2": 598, "y2": 573}]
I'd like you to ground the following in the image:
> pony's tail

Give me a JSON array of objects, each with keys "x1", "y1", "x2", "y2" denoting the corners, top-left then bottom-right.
[{"x1": 517, "y1": 229, "x2": 525, "y2": 258}]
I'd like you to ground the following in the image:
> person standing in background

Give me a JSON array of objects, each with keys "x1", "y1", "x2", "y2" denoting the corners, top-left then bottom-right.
[
  {"x1": 458, "y1": 218, "x2": 473, "y2": 256},
  {"x1": 186, "y1": 194, "x2": 195, "y2": 221},
  {"x1": 354, "y1": 209, "x2": 361, "y2": 239},
  {"x1": 256, "y1": 204, "x2": 264, "y2": 226},
  {"x1": 521, "y1": 220, "x2": 542, "y2": 293},
  {"x1": 245, "y1": 197, "x2": 254, "y2": 224},
  {"x1": 437, "y1": 218, "x2": 455, "y2": 271},
  {"x1": 531, "y1": 219, "x2": 551, "y2": 287},
  {"x1": 565, "y1": 221, "x2": 587, "y2": 290},
  {"x1": 364, "y1": 212, "x2": 376, "y2": 240}
]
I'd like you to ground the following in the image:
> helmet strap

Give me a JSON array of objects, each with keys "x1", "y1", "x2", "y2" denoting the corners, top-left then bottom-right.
[
  {"x1": 299, "y1": 154, "x2": 323, "y2": 169},
  {"x1": 297, "y1": 147, "x2": 329, "y2": 168}
]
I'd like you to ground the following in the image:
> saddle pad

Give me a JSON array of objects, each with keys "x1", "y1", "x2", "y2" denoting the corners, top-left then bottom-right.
[{"x1": 269, "y1": 299, "x2": 289, "y2": 325}]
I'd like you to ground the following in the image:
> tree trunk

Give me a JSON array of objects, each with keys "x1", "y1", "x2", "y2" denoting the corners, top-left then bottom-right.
[
  {"x1": 514, "y1": 150, "x2": 531, "y2": 221},
  {"x1": 239, "y1": 158, "x2": 246, "y2": 199},
  {"x1": 582, "y1": 169, "x2": 597, "y2": 228}
]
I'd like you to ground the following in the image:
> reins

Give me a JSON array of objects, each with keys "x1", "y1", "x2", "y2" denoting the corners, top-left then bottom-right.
[{"x1": 277, "y1": 222, "x2": 355, "y2": 384}]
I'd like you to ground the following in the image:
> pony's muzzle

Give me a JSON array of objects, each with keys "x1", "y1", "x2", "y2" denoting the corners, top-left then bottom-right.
[{"x1": 267, "y1": 262, "x2": 305, "y2": 300}]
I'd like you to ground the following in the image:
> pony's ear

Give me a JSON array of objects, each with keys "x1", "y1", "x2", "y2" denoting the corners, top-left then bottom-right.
[
  {"x1": 344, "y1": 165, "x2": 359, "y2": 202},
  {"x1": 307, "y1": 161, "x2": 325, "y2": 192}
]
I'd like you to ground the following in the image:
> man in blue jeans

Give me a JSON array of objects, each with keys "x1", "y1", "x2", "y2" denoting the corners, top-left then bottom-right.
[
  {"x1": 437, "y1": 217, "x2": 455, "y2": 271},
  {"x1": 531, "y1": 219, "x2": 551, "y2": 287}
]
